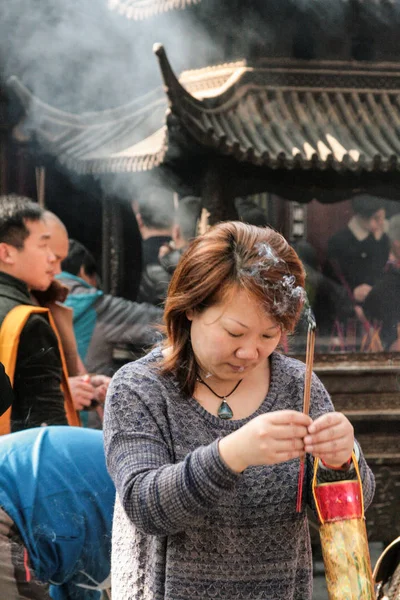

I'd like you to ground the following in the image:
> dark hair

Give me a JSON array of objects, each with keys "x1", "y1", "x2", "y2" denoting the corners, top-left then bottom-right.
[
  {"x1": 137, "y1": 187, "x2": 175, "y2": 230},
  {"x1": 61, "y1": 239, "x2": 98, "y2": 277},
  {"x1": 0, "y1": 195, "x2": 43, "y2": 249},
  {"x1": 235, "y1": 197, "x2": 269, "y2": 227},
  {"x1": 160, "y1": 221, "x2": 305, "y2": 397},
  {"x1": 351, "y1": 195, "x2": 386, "y2": 219},
  {"x1": 176, "y1": 196, "x2": 202, "y2": 242},
  {"x1": 293, "y1": 240, "x2": 319, "y2": 270}
]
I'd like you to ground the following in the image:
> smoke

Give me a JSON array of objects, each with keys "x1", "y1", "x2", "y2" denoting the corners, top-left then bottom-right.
[
  {"x1": 2, "y1": 0, "x2": 398, "y2": 127},
  {"x1": 2, "y1": 0, "x2": 393, "y2": 115},
  {"x1": 0, "y1": 0, "x2": 221, "y2": 113},
  {"x1": 0, "y1": 0, "x2": 226, "y2": 206}
]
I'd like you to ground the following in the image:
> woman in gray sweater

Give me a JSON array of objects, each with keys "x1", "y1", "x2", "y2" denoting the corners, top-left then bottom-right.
[{"x1": 104, "y1": 221, "x2": 375, "y2": 600}]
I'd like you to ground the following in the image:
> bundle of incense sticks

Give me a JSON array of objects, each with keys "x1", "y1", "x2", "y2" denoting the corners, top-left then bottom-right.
[{"x1": 296, "y1": 323, "x2": 316, "y2": 513}]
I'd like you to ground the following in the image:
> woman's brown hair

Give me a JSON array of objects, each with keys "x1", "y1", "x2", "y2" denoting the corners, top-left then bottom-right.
[{"x1": 160, "y1": 221, "x2": 305, "y2": 397}]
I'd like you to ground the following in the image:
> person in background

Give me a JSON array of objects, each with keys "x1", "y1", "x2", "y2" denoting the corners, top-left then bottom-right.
[
  {"x1": 234, "y1": 197, "x2": 270, "y2": 227},
  {"x1": 159, "y1": 196, "x2": 202, "y2": 275},
  {"x1": 293, "y1": 240, "x2": 356, "y2": 349},
  {"x1": 36, "y1": 211, "x2": 110, "y2": 421},
  {"x1": 133, "y1": 187, "x2": 174, "y2": 306},
  {"x1": 104, "y1": 221, "x2": 374, "y2": 600},
  {"x1": 363, "y1": 213, "x2": 400, "y2": 350},
  {"x1": 0, "y1": 195, "x2": 75, "y2": 431},
  {"x1": 324, "y1": 195, "x2": 390, "y2": 305},
  {"x1": 0, "y1": 426, "x2": 114, "y2": 599},
  {"x1": 58, "y1": 238, "x2": 163, "y2": 377}
]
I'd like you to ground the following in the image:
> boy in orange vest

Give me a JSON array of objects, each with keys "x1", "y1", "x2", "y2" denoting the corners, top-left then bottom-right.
[{"x1": 0, "y1": 195, "x2": 78, "y2": 432}]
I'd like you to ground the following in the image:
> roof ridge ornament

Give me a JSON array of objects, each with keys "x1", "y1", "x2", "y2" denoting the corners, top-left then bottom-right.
[{"x1": 153, "y1": 43, "x2": 204, "y2": 110}]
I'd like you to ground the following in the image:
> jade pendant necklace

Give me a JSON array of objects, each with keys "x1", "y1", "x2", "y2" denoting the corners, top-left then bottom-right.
[{"x1": 196, "y1": 376, "x2": 243, "y2": 420}]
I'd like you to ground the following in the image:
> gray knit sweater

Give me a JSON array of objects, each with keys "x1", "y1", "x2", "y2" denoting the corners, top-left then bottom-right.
[{"x1": 103, "y1": 348, "x2": 375, "y2": 600}]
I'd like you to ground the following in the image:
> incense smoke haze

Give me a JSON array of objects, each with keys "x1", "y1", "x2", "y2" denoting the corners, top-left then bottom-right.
[
  {"x1": 2, "y1": 0, "x2": 398, "y2": 115},
  {"x1": 0, "y1": 0, "x2": 221, "y2": 112},
  {"x1": 0, "y1": 0, "x2": 224, "y2": 201}
]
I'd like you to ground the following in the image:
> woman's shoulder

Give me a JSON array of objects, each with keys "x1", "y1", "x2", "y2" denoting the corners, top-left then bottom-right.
[
  {"x1": 105, "y1": 347, "x2": 180, "y2": 427},
  {"x1": 109, "y1": 346, "x2": 177, "y2": 401},
  {"x1": 270, "y1": 352, "x2": 330, "y2": 410},
  {"x1": 113, "y1": 346, "x2": 163, "y2": 378},
  {"x1": 271, "y1": 351, "x2": 307, "y2": 379}
]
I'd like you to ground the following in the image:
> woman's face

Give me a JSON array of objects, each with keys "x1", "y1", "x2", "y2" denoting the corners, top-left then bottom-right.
[
  {"x1": 187, "y1": 287, "x2": 281, "y2": 383},
  {"x1": 366, "y1": 209, "x2": 385, "y2": 235}
]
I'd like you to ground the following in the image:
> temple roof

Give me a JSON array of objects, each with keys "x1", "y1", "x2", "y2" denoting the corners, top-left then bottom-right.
[
  {"x1": 156, "y1": 47, "x2": 400, "y2": 174},
  {"x1": 10, "y1": 48, "x2": 400, "y2": 185},
  {"x1": 107, "y1": 0, "x2": 201, "y2": 20},
  {"x1": 8, "y1": 56, "x2": 247, "y2": 174},
  {"x1": 107, "y1": 0, "x2": 396, "y2": 21},
  {"x1": 9, "y1": 79, "x2": 169, "y2": 173}
]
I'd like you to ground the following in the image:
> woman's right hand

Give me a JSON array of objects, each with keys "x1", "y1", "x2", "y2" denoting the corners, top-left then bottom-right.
[{"x1": 218, "y1": 410, "x2": 312, "y2": 473}]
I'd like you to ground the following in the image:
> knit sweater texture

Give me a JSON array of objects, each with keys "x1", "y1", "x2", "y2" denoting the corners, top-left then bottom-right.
[{"x1": 103, "y1": 348, "x2": 375, "y2": 600}]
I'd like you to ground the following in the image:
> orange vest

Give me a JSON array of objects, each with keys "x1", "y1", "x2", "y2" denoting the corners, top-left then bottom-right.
[{"x1": 0, "y1": 305, "x2": 80, "y2": 434}]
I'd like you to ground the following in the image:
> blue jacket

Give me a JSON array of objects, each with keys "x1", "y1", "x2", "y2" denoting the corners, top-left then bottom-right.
[
  {"x1": 57, "y1": 272, "x2": 163, "y2": 376},
  {"x1": 0, "y1": 426, "x2": 115, "y2": 599}
]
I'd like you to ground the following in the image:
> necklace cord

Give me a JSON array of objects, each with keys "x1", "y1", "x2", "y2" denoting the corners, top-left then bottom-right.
[{"x1": 196, "y1": 376, "x2": 243, "y2": 399}]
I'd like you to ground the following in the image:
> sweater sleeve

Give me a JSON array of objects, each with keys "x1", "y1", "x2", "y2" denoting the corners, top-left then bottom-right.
[
  {"x1": 12, "y1": 315, "x2": 68, "y2": 431},
  {"x1": 95, "y1": 294, "x2": 163, "y2": 346},
  {"x1": 103, "y1": 366, "x2": 241, "y2": 536}
]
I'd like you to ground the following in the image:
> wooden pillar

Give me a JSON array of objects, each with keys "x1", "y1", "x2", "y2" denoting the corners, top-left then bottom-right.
[
  {"x1": 35, "y1": 166, "x2": 46, "y2": 208},
  {"x1": 200, "y1": 160, "x2": 238, "y2": 226},
  {"x1": 101, "y1": 190, "x2": 142, "y2": 301},
  {"x1": 101, "y1": 193, "x2": 114, "y2": 295},
  {"x1": 16, "y1": 146, "x2": 30, "y2": 197}
]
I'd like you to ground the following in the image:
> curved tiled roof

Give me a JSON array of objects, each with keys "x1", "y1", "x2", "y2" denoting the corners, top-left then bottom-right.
[
  {"x1": 107, "y1": 0, "x2": 396, "y2": 21},
  {"x1": 8, "y1": 77, "x2": 170, "y2": 174},
  {"x1": 107, "y1": 0, "x2": 201, "y2": 20},
  {"x1": 9, "y1": 49, "x2": 400, "y2": 176},
  {"x1": 154, "y1": 46, "x2": 400, "y2": 173},
  {"x1": 7, "y1": 59, "x2": 245, "y2": 174}
]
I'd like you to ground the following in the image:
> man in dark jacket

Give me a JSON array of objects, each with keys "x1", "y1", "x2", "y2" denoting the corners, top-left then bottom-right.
[
  {"x1": 324, "y1": 195, "x2": 389, "y2": 305},
  {"x1": 0, "y1": 195, "x2": 69, "y2": 431},
  {"x1": 133, "y1": 187, "x2": 174, "y2": 306},
  {"x1": 363, "y1": 213, "x2": 400, "y2": 350},
  {"x1": 0, "y1": 363, "x2": 13, "y2": 417},
  {"x1": 159, "y1": 196, "x2": 202, "y2": 275},
  {"x1": 56, "y1": 238, "x2": 163, "y2": 376}
]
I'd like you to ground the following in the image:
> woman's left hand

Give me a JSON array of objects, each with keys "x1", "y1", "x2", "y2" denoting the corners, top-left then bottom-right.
[{"x1": 303, "y1": 412, "x2": 354, "y2": 468}]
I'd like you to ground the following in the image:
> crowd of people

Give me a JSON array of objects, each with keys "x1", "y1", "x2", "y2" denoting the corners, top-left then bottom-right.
[
  {"x1": 1, "y1": 188, "x2": 399, "y2": 598},
  {"x1": 0, "y1": 191, "x2": 206, "y2": 598}
]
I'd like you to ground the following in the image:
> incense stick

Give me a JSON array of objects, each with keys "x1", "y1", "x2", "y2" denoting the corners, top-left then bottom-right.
[
  {"x1": 303, "y1": 326, "x2": 315, "y2": 416},
  {"x1": 296, "y1": 323, "x2": 316, "y2": 513}
]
